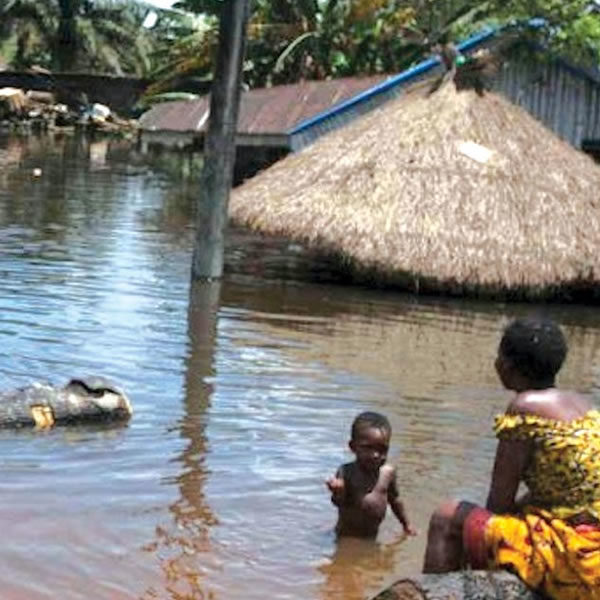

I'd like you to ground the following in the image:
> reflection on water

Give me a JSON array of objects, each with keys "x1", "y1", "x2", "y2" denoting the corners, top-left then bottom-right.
[
  {"x1": 0, "y1": 134, "x2": 600, "y2": 600},
  {"x1": 319, "y1": 537, "x2": 407, "y2": 600},
  {"x1": 140, "y1": 282, "x2": 221, "y2": 600}
]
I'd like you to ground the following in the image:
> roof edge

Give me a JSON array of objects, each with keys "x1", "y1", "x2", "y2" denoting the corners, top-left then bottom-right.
[{"x1": 288, "y1": 19, "x2": 545, "y2": 136}]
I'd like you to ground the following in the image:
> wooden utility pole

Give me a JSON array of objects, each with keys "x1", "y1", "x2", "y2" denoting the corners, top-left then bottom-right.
[{"x1": 191, "y1": 0, "x2": 252, "y2": 281}]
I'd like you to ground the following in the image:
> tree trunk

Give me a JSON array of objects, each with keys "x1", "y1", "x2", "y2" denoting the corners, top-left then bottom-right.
[
  {"x1": 56, "y1": 0, "x2": 78, "y2": 72},
  {"x1": 369, "y1": 571, "x2": 541, "y2": 600}
]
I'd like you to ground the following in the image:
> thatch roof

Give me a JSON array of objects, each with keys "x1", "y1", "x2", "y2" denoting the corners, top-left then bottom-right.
[{"x1": 229, "y1": 81, "x2": 600, "y2": 300}]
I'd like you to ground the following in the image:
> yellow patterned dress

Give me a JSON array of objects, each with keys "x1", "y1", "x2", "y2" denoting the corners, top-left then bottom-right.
[{"x1": 476, "y1": 410, "x2": 600, "y2": 599}]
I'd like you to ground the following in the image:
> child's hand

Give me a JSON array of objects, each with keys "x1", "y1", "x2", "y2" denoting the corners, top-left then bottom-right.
[
  {"x1": 404, "y1": 525, "x2": 418, "y2": 537},
  {"x1": 325, "y1": 476, "x2": 344, "y2": 494},
  {"x1": 326, "y1": 476, "x2": 345, "y2": 496}
]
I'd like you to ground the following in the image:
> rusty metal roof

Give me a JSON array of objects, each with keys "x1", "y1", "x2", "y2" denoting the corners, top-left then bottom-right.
[{"x1": 139, "y1": 75, "x2": 389, "y2": 134}]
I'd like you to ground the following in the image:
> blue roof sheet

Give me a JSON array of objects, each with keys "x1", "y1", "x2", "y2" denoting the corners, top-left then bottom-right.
[{"x1": 288, "y1": 21, "x2": 545, "y2": 136}]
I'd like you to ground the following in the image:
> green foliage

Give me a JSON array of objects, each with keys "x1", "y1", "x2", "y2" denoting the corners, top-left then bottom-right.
[
  {"x1": 468, "y1": 0, "x2": 600, "y2": 65},
  {"x1": 144, "y1": 9, "x2": 217, "y2": 96},
  {"x1": 172, "y1": 0, "x2": 223, "y2": 16},
  {"x1": 245, "y1": 0, "x2": 435, "y2": 84},
  {"x1": 143, "y1": 0, "x2": 600, "y2": 91},
  {"x1": 0, "y1": 0, "x2": 160, "y2": 74},
  {"x1": 568, "y1": 12, "x2": 600, "y2": 63}
]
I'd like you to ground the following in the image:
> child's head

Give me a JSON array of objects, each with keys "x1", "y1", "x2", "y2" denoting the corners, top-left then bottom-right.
[
  {"x1": 349, "y1": 411, "x2": 391, "y2": 472},
  {"x1": 351, "y1": 411, "x2": 391, "y2": 439},
  {"x1": 496, "y1": 316, "x2": 567, "y2": 389}
]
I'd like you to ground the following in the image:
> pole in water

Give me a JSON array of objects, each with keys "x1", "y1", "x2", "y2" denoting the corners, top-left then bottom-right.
[{"x1": 191, "y1": 0, "x2": 252, "y2": 281}]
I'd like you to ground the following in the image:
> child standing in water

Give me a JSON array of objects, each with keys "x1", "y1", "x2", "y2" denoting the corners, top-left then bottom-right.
[{"x1": 326, "y1": 411, "x2": 417, "y2": 538}]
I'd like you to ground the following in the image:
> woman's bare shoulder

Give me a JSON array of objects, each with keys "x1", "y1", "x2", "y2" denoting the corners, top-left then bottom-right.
[{"x1": 509, "y1": 389, "x2": 591, "y2": 421}]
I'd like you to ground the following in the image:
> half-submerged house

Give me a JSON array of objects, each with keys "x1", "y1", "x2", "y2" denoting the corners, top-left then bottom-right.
[
  {"x1": 229, "y1": 76, "x2": 600, "y2": 300},
  {"x1": 139, "y1": 75, "x2": 389, "y2": 181},
  {"x1": 139, "y1": 23, "x2": 600, "y2": 171}
]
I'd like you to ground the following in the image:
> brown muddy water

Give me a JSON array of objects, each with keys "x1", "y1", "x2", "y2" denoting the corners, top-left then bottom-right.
[{"x1": 0, "y1": 133, "x2": 599, "y2": 600}]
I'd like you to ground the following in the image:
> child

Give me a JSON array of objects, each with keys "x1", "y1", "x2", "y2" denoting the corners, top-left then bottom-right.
[{"x1": 326, "y1": 411, "x2": 417, "y2": 538}]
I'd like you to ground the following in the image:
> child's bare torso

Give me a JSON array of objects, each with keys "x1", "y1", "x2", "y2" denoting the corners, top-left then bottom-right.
[{"x1": 335, "y1": 462, "x2": 389, "y2": 537}]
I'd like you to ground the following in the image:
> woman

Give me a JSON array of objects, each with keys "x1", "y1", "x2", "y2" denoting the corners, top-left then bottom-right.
[{"x1": 423, "y1": 316, "x2": 600, "y2": 599}]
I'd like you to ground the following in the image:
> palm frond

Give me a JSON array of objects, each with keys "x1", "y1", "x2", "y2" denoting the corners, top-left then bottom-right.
[
  {"x1": 132, "y1": 32, "x2": 155, "y2": 74},
  {"x1": 1, "y1": 0, "x2": 20, "y2": 14},
  {"x1": 0, "y1": 33, "x2": 18, "y2": 63},
  {"x1": 98, "y1": 42, "x2": 124, "y2": 75},
  {"x1": 75, "y1": 17, "x2": 98, "y2": 59},
  {"x1": 274, "y1": 30, "x2": 318, "y2": 72}
]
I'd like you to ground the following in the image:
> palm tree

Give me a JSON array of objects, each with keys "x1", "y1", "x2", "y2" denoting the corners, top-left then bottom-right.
[
  {"x1": 143, "y1": 7, "x2": 218, "y2": 96},
  {"x1": 0, "y1": 0, "x2": 55, "y2": 70},
  {"x1": 0, "y1": 0, "x2": 160, "y2": 75}
]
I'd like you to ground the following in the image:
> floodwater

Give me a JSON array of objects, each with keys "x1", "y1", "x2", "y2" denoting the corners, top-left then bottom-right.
[{"x1": 0, "y1": 133, "x2": 599, "y2": 600}]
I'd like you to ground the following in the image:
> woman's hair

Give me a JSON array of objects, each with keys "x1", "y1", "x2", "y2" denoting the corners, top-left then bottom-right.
[
  {"x1": 351, "y1": 411, "x2": 391, "y2": 440},
  {"x1": 499, "y1": 316, "x2": 567, "y2": 382}
]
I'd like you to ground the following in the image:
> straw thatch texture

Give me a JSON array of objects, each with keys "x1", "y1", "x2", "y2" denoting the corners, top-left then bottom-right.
[{"x1": 229, "y1": 82, "x2": 600, "y2": 299}]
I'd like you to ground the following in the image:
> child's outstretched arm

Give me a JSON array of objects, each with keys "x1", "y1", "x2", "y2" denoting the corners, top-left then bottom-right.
[
  {"x1": 389, "y1": 496, "x2": 417, "y2": 536},
  {"x1": 388, "y1": 475, "x2": 417, "y2": 536},
  {"x1": 326, "y1": 467, "x2": 346, "y2": 506}
]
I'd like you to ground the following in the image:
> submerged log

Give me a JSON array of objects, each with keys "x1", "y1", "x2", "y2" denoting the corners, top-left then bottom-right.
[
  {"x1": 370, "y1": 571, "x2": 540, "y2": 600},
  {"x1": 0, "y1": 376, "x2": 133, "y2": 428}
]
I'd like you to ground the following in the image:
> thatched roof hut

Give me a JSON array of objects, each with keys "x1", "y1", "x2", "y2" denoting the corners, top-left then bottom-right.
[{"x1": 229, "y1": 81, "x2": 600, "y2": 300}]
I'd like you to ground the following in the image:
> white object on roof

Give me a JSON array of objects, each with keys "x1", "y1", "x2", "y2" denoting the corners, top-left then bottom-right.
[{"x1": 456, "y1": 140, "x2": 496, "y2": 164}]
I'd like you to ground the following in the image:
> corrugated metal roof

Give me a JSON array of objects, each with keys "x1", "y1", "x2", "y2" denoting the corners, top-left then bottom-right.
[
  {"x1": 141, "y1": 20, "x2": 600, "y2": 146},
  {"x1": 139, "y1": 75, "x2": 388, "y2": 134},
  {"x1": 139, "y1": 97, "x2": 210, "y2": 132}
]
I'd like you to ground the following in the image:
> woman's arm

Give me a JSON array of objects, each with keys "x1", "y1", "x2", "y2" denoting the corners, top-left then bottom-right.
[{"x1": 486, "y1": 439, "x2": 532, "y2": 514}]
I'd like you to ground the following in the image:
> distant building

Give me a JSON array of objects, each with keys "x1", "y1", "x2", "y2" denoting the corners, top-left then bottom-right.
[
  {"x1": 139, "y1": 23, "x2": 600, "y2": 176},
  {"x1": 493, "y1": 44, "x2": 600, "y2": 154},
  {"x1": 287, "y1": 28, "x2": 600, "y2": 155},
  {"x1": 139, "y1": 75, "x2": 389, "y2": 182}
]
